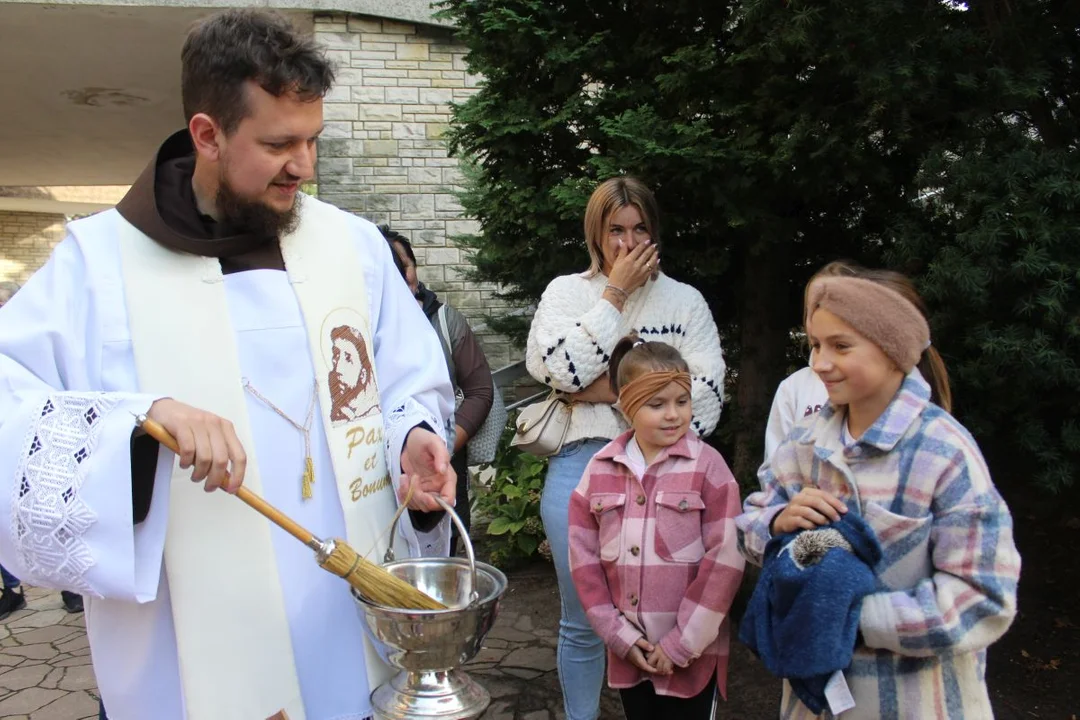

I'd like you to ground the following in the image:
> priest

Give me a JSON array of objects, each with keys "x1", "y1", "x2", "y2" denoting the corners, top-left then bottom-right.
[{"x1": 0, "y1": 9, "x2": 456, "y2": 720}]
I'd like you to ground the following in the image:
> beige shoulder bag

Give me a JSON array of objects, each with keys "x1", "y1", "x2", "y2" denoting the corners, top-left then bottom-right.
[{"x1": 510, "y1": 391, "x2": 572, "y2": 457}]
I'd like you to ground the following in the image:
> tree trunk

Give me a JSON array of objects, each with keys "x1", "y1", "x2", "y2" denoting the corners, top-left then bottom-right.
[{"x1": 732, "y1": 240, "x2": 792, "y2": 488}]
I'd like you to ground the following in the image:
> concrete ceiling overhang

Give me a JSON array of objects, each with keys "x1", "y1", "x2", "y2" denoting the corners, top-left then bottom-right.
[
  {"x1": 0, "y1": 0, "x2": 448, "y2": 187},
  {"x1": 0, "y1": 185, "x2": 129, "y2": 214}
]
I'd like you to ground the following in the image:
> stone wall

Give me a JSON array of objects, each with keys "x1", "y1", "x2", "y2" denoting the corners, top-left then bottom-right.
[
  {"x1": 313, "y1": 13, "x2": 519, "y2": 368},
  {"x1": 0, "y1": 211, "x2": 66, "y2": 284}
]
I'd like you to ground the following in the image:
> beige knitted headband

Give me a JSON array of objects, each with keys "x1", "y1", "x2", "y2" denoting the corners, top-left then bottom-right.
[
  {"x1": 806, "y1": 276, "x2": 930, "y2": 373},
  {"x1": 619, "y1": 371, "x2": 692, "y2": 421}
]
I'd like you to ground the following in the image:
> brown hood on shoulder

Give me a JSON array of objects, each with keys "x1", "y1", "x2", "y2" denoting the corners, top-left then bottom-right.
[{"x1": 116, "y1": 130, "x2": 284, "y2": 271}]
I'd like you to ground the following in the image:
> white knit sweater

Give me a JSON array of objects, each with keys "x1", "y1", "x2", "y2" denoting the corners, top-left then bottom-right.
[{"x1": 526, "y1": 271, "x2": 726, "y2": 445}]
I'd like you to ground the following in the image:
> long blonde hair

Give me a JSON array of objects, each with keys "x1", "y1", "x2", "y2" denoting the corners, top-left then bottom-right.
[{"x1": 583, "y1": 177, "x2": 661, "y2": 277}]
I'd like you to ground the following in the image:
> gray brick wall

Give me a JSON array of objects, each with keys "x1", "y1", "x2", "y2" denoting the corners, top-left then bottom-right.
[
  {"x1": 313, "y1": 13, "x2": 520, "y2": 369},
  {"x1": 0, "y1": 211, "x2": 66, "y2": 284}
]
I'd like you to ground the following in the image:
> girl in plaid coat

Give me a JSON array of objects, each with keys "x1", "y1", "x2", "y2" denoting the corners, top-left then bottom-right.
[
  {"x1": 568, "y1": 336, "x2": 745, "y2": 720},
  {"x1": 737, "y1": 270, "x2": 1022, "y2": 719}
]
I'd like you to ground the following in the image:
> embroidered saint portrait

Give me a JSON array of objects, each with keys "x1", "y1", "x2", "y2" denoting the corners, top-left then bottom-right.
[{"x1": 327, "y1": 324, "x2": 381, "y2": 424}]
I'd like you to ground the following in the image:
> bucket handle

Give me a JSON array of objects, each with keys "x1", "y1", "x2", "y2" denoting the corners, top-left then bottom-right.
[{"x1": 385, "y1": 494, "x2": 479, "y2": 606}]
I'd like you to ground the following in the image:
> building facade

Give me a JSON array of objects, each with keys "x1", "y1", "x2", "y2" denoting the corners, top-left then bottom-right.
[{"x1": 0, "y1": 1, "x2": 517, "y2": 367}]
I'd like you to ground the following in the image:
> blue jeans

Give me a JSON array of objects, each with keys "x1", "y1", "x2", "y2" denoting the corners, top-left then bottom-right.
[
  {"x1": 540, "y1": 438, "x2": 609, "y2": 720},
  {"x1": 0, "y1": 564, "x2": 19, "y2": 589}
]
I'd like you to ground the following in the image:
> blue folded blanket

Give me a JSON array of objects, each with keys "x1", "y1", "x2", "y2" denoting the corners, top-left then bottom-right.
[{"x1": 739, "y1": 512, "x2": 883, "y2": 714}]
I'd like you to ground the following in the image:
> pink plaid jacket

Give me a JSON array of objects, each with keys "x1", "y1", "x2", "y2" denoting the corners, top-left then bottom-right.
[{"x1": 568, "y1": 431, "x2": 745, "y2": 698}]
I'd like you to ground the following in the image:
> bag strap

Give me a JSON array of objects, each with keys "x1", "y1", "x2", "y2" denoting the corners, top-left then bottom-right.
[
  {"x1": 554, "y1": 388, "x2": 576, "y2": 406},
  {"x1": 435, "y1": 305, "x2": 456, "y2": 383}
]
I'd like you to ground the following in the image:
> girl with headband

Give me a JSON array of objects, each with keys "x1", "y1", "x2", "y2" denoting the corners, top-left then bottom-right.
[
  {"x1": 737, "y1": 270, "x2": 1021, "y2": 719},
  {"x1": 567, "y1": 336, "x2": 745, "y2": 720},
  {"x1": 763, "y1": 262, "x2": 947, "y2": 461}
]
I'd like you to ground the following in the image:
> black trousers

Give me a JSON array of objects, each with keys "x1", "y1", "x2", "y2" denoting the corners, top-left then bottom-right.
[
  {"x1": 619, "y1": 677, "x2": 716, "y2": 720},
  {"x1": 448, "y1": 450, "x2": 470, "y2": 555}
]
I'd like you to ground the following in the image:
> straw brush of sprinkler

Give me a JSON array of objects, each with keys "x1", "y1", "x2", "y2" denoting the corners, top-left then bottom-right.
[{"x1": 136, "y1": 414, "x2": 447, "y2": 611}]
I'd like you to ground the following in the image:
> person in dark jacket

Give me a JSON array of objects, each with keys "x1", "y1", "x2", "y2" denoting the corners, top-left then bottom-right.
[{"x1": 381, "y1": 227, "x2": 494, "y2": 554}]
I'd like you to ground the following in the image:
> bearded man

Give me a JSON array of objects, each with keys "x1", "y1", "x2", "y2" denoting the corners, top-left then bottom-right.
[{"x1": 0, "y1": 9, "x2": 456, "y2": 720}]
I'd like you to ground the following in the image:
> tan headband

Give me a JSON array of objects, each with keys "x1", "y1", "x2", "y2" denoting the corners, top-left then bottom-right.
[
  {"x1": 807, "y1": 276, "x2": 929, "y2": 372},
  {"x1": 618, "y1": 371, "x2": 692, "y2": 421}
]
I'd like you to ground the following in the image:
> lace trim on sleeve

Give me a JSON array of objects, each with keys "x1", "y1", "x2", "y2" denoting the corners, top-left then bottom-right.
[
  {"x1": 11, "y1": 394, "x2": 119, "y2": 593},
  {"x1": 383, "y1": 397, "x2": 451, "y2": 475}
]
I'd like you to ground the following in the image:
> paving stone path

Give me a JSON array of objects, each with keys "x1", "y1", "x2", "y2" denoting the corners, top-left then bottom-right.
[
  {"x1": 0, "y1": 564, "x2": 776, "y2": 719},
  {"x1": 466, "y1": 564, "x2": 779, "y2": 719},
  {"x1": 0, "y1": 586, "x2": 99, "y2": 720},
  {"x1": 469, "y1": 568, "x2": 623, "y2": 720},
  {"x1": 0, "y1": 571, "x2": 597, "y2": 720},
  {"x1": 0, "y1": 569, "x2": 614, "y2": 720}
]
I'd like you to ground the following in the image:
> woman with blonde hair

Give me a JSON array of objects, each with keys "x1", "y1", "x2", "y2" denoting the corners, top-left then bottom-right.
[{"x1": 526, "y1": 176, "x2": 727, "y2": 720}]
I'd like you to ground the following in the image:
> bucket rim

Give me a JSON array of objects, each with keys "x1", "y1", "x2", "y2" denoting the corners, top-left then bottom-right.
[{"x1": 352, "y1": 557, "x2": 508, "y2": 615}]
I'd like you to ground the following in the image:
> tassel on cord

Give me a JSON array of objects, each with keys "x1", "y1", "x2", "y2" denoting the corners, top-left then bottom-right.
[{"x1": 302, "y1": 457, "x2": 315, "y2": 500}]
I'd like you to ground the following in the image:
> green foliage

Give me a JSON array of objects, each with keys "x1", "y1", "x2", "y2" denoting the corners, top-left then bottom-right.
[
  {"x1": 889, "y1": 136, "x2": 1080, "y2": 492},
  {"x1": 439, "y1": 0, "x2": 973, "y2": 332},
  {"x1": 883, "y1": 0, "x2": 1080, "y2": 493},
  {"x1": 437, "y1": 0, "x2": 989, "y2": 484},
  {"x1": 473, "y1": 418, "x2": 548, "y2": 568},
  {"x1": 440, "y1": 0, "x2": 1080, "y2": 496}
]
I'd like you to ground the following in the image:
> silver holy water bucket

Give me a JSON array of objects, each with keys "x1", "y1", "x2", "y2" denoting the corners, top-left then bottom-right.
[{"x1": 353, "y1": 496, "x2": 508, "y2": 720}]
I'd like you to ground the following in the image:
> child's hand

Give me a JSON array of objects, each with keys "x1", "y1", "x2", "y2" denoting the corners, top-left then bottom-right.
[
  {"x1": 773, "y1": 488, "x2": 848, "y2": 534},
  {"x1": 646, "y1": 645, "x2": 675, "y2": 675},
  {"x1": 626, "y1": 638, "x2": 659, "y2": 674}
]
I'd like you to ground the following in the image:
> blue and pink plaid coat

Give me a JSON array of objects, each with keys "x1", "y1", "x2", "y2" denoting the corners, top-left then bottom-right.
[{"x1": 737, "y1": 372, "x2": 1021, "y2": 719}]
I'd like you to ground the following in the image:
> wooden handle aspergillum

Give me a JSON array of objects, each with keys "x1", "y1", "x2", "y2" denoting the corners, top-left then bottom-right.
[
  {"x1": 136, "y1": 414, "x2": 316, "y2": 548},
  {"x1": 133, "y1": 414, "x2": 449, "y2": 611}
]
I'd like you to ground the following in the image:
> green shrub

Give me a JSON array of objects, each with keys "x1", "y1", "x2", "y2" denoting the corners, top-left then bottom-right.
[{"x1": 473, "y1": 419, "x2": 548, "y2": 568}]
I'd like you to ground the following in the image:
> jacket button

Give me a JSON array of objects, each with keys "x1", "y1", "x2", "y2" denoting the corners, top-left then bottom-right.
[
  {"x1": 630, "y1": 545, "x2": 640, "y2": 556},
  {"x1": 594, "y1": 502, "x2": 604, "y2": 512},
  {"x1": 678, "y1": 499, "x2": 688, "y2": 511},
  {"x1": 629, "y1": 595, "x2": 638, "y2": 606},
  {"x1": 636, "y1": 495, "x2": 646, "y2": 505}
]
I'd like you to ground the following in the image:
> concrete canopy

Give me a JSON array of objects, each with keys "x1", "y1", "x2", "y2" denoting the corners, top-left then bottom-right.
[{"x1": 0, "y1": 0, "x2": 446, "y2": 188}]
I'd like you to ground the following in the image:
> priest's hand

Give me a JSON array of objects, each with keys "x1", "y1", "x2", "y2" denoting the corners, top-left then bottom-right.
[
  {"x1": 399, "y1": 426, "x2": 456, "y2": 512},
  {"x1": 146, "y1": 398, "x2": 247, "y2": 493}
]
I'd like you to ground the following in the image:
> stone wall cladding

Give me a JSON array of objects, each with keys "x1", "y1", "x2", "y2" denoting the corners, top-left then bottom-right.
[
  {"x1": 0, "y1": 211, "x2": 66, "y2": 284},
  {"x1": 313, "y1": 13, "x2": 519, "y2": 369}
]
